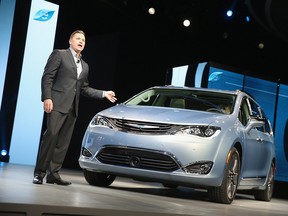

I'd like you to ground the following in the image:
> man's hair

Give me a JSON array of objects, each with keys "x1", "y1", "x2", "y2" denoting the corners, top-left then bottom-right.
[{"x1": 70, "y1": 30, "x2": 85, "y2": 39}]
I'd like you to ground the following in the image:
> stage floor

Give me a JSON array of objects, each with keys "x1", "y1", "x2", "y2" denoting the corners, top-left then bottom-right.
[{"x1": 1, "y1": 162, "x2": 288, "y2": 216}]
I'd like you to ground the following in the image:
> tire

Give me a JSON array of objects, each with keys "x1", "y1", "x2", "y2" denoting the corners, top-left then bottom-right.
[
  {"x1": 208, "y1": 147, "x2": 240, "y2": 204},
  {"x1": 83, "y1": 169, "x2": 116, "y2": 187},
  {"x1": 254, "y1": 162, "x2": 275, "y2": 201}
]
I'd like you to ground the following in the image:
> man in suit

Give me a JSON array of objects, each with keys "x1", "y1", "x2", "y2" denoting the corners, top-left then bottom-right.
[{"x1": 33, "y1": 30, "x2": 117, "y2": 186}]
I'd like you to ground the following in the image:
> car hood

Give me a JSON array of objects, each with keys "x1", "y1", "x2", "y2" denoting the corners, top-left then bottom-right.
[{"x1": 98, "y1": 104, "x2": 231, "y2": 125}]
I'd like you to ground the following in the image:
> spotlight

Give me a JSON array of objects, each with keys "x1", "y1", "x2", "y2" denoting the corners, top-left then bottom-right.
[
  {"x1": 222, "y1": 32, "x2": 229, "y2": 39},
  {"x1": 0, "y1": 150, "x2": 9, "y2": 162},
  {"x1": 183, "y1": 19, "x2": 190, "y2": 27},
  {"x1": 148, "y1": 7, "x2": 155, "y2": 15},
  {"x1": 246, "y1": 16, "x2": 250, "y2": 22},
  {"x1": 226, "y1": 10, "x2": 233, "y2": 17},
  {"x1": 258, "y1": 43, "x2": 264, "y2": 49},
  {"x1": 1, "y1": 149, "x2": 7, "y2": 156}
]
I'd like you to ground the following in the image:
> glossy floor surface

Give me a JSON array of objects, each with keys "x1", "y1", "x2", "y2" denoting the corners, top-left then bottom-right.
[{"x1": 0, "y1": 163, "x2": 288, "y2": 216}]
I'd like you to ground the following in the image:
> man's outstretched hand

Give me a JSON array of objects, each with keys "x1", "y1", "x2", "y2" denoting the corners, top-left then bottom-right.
[{"x1": 104, "y1": 91, "x2": 117, "y2": 103}]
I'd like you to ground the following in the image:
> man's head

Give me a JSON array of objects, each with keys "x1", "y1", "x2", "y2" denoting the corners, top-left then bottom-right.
[{"x1": 69, "y1": 30, "x2": 85, "y2": 54}]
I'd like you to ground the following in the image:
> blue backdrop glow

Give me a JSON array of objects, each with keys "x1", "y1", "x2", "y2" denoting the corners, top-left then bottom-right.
[
  {"x1": 0, "y1": 0, "x2": 16, "y2": 111},
  {"x1": 9, "y1": 0, "x2": 59, "y2": 165}
]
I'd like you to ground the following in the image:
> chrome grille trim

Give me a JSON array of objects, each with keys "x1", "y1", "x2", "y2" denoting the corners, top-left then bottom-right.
[{"x1": 108, "y1": 118, "x2": 178, "y2": 134}]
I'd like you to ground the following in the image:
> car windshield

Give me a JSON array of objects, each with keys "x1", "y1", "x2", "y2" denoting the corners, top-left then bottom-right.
[{"x1": 125, "y1": 88, "x2": 236, "y2": 114}]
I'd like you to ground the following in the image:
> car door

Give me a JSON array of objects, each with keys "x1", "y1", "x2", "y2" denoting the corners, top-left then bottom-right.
[
  {"x1": 239, "y1": 97, "x2": 262, "y2": 178},
  {"x1": 248, "y1": 98, "x2": 274, "y2": 177}
]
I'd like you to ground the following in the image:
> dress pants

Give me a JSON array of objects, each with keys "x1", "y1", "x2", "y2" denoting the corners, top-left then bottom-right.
[{"x1": 34, "y1": 106, "x2": 77, "y2": 178}]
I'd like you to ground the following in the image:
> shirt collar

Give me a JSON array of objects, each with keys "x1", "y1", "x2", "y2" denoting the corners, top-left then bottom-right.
[{"x1": 69, "y1": 47, "x2": 81, "y2": 60}]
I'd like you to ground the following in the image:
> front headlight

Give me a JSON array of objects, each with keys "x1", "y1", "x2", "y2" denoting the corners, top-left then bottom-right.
[
  {"x1": 172, "y1": 126, "x2": 221, "y2": 137},
  {"x1": 90, "y1": 115, "x2": 113, "y2": 129}
]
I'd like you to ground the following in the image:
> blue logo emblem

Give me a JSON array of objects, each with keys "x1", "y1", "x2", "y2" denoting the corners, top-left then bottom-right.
[
  {"x1": 208, "y1": 72, "x2": 223, "y2": 82},
  {"x1": 33, "y1": 9, "x2": 55, "y2": 21}
]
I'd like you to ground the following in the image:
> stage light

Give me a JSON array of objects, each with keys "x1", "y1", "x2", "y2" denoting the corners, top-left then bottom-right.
[
  {"x1": 148, "y1": 7, "x2": 155, "y2": 15},
  {"x1": 246, "y1": 16, "x2": 250, "y2": 22},
  {"x1": 1, "y1": 149, "x2": 7, "y2": 156},
  {"x1": 258, "y1": 43, "x2": 264, "y2": 49},
  {"x1": 0, "y1": 150, "x2": 9, "y2": 162},
  {"x1": 222, "y1": 32, "x2": 229, "y2": 39},
  {"x1": 183, "y1": 19, "x2": 190, "y2": 27},
  {"x1": 226, "y1": 10, "x2": 233, "y2": 17}
]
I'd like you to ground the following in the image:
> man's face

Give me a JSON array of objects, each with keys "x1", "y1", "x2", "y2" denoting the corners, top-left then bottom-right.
[{"x1": 69, "y1": 33, "x2": 85, "y2": 54}]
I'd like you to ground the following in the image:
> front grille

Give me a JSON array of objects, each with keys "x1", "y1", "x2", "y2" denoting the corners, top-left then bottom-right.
[
  {"x1": 108, "y1": 118, "x2": 177, "y2": 135},
  {"x1": 96, "y1": 146, "x2": 181, "y2": 172}
]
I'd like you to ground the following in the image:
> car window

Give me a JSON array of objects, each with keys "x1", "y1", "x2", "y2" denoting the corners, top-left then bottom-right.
[
  {"x1": 248, "y1": 98, "x2": 272, "y2": 134},
  {"x1": 126, "y1": 88, "x2": 235, "y2": 114},
  {"x1": 239, "y1": 97, "x2": 250, "y2": 126},
  {"x1": 238, "y1": 96, "x2": 272, "y2": 133}
]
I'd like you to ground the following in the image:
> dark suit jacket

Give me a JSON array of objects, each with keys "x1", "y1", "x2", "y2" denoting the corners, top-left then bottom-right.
[{"x1": 41, "y1": 49, "x2": 104, "y2": 115}]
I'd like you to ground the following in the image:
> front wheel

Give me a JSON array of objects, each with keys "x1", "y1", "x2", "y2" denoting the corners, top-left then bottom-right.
[
  {"x1": 208, "y1": 147, "x2": 240, "y2": 204},
  {"x1": 83, "y1": 169, "x2": 116, "y2": 187}
]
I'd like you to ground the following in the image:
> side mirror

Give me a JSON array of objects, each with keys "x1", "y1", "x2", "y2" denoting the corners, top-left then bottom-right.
[{"x1": 245, "y1": 118, "x2": 265, "y2": 133}]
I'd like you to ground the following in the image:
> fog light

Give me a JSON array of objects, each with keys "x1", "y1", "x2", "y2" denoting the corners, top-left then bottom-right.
[
  {"x1": 184, "y1": 161, "x2": 213, "y2": 174},
  {"x1": 82, "y1": 147, "x2": 93, "y2": 157}
]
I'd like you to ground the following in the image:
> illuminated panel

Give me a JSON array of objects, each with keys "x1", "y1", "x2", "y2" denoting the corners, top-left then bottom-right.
[
  {"x1": 171, "y1": 65, "x2": 188, "y2": 87},
  {"x1": 274, "y1": 84, "x2": 288, "y2": 181},
  {"x1": 0, "y1": 0, "x2": 16, "y2": 110},
  {"x1": 195, "y1": 62, "x2": 207, "y2": 87},
  {"x1": 169, "y1": 62, "x2": 208, "y2": 87},
  {"x1": 9, "y1": 0, "x2": 59, "y2": 165}
]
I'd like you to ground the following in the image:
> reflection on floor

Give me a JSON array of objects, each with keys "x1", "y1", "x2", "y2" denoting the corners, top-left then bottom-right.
[{"x1": 0, "y1": 162, "x2": 288, "y2": 216}]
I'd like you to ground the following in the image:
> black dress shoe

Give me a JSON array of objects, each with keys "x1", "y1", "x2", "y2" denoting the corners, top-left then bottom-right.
[
  {"x1": 33, "y1": 175, "x2": 43, "y2": 184},
  {"x1": 46, "y1": 175, "x2": 72, "y2": 186}
]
